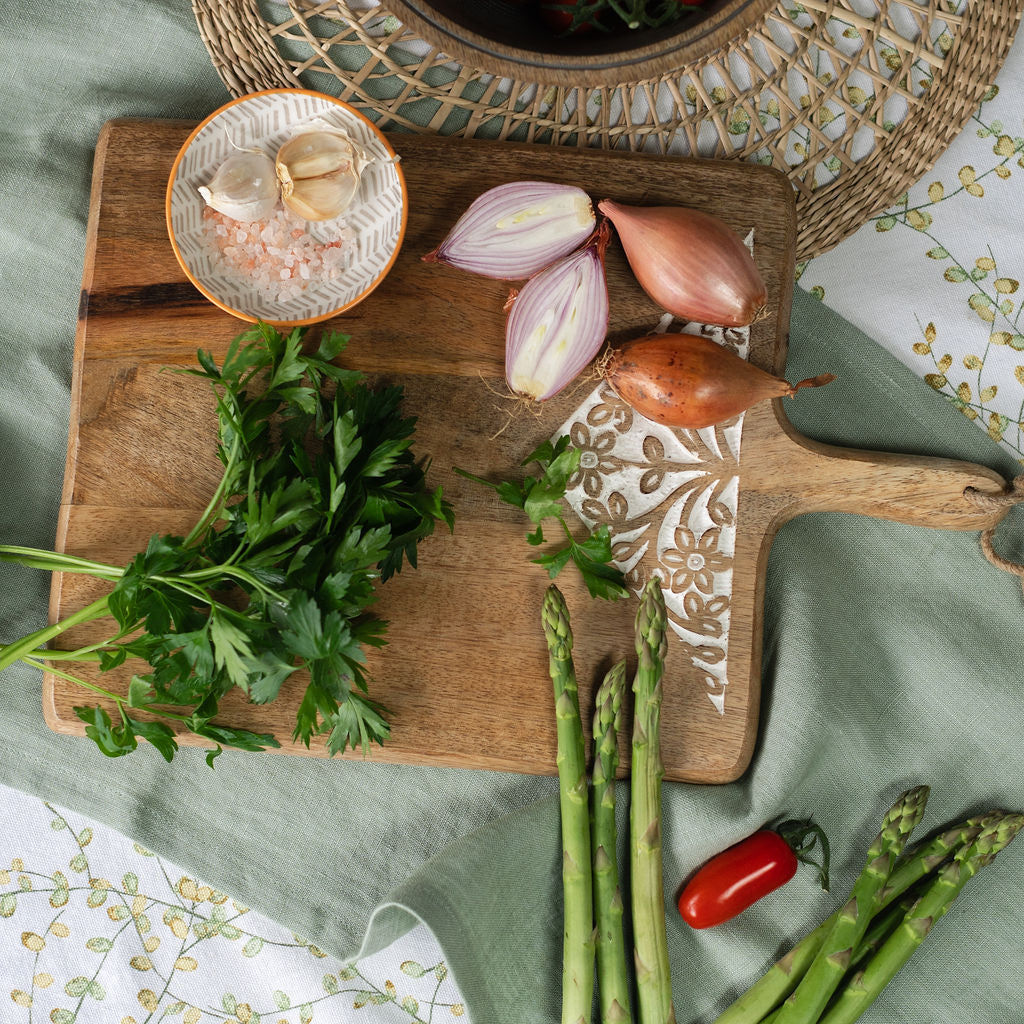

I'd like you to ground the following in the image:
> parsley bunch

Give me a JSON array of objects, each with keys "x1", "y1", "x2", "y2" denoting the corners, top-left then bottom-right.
[
  {"x1": 456, "y1": 436, "x2": 628, "y2": 601},
  {"x1": 0, "y1": 324, "x2": 453, "y2": 764}
]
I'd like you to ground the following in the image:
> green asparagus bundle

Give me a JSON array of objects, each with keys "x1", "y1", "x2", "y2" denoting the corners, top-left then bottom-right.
[
  {"x1": 772, "y1": 785, "x2": 929, "y2": 1024},
  {"x1": 818, "y1": 812, "x2": 1024, "y2": 1024},
  {"x1": 713, "y1": 804, "x2": 1022, "y2": 1024},
  {"x1": 543, "y1": 585, "x2": 596, "y2": 1024},
  {"x1": 630, "y1": 579, "x2": 675, "y2": 1024},
  {"x1": 591, "y1": 661, "x2": 631, "y2": 1024}
]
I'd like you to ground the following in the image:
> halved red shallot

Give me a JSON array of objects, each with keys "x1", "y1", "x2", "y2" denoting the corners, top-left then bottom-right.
[
  {"x1": 603, "y1": 333, "x2": 834, "y2": 428},
  {"x1": 598, "y1": 200, "x2": 768, "y2": 328},
  {"x1": 505, "y1": 222, "x2": 611, "y2": 402},
  {"x1": 424, "y1": 181, "x2": 596, "y2": 280}
]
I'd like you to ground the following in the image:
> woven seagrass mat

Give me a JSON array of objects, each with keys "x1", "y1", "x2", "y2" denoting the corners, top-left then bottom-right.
[{"x1": 193, "y1": 1, "x2": 1021, "y2": 259}]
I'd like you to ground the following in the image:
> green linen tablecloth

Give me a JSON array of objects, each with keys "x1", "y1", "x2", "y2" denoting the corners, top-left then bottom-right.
[{"x1": 2, "y1": 3, "x2": 1023, "y2": 1023}]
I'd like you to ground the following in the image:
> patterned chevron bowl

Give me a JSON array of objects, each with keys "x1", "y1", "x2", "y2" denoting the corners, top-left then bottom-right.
[{"x1": 166, "y1": 89, "x2": 407, "y2": 325}]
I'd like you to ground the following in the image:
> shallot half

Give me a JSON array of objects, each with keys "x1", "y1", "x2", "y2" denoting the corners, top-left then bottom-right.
[
  {"x1": 598, "y1": 200, "x2": 768, "y2": 328},
  {"x1": 505, "y1": 222, "x2": 610, "y2": 402},
  {"x1": 603, "y1": 333, "x2": 834, "y2": 428},
  {"x1": 424, "y1": 181, "x2": 596, "y2": 280}
]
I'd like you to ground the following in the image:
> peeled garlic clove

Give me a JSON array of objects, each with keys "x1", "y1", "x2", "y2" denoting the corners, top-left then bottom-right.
[
  {"x1": 276, "y1": 128, "x2": 370, "y2": 221},
  {"x1": 198, "y1": 149, "x2": 278, "y2": 222}
]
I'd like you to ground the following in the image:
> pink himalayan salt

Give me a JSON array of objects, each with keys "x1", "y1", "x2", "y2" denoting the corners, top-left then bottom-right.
[{"x1": 201, "y1": 204, "x2": 357, "y2": 304}]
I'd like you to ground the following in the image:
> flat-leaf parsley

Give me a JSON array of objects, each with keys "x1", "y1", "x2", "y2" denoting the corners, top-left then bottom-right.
[
  {"x1": 455, "y1": 436, "x2": 627, "y2": 601},
  {"x1": 0, "y1": 323, "x2": 454, "y2": 763}
]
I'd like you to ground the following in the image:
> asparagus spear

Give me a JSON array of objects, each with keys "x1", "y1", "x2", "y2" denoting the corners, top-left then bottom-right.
[
  {"x1": 844, "y1": 887, "x2": 923, "y2": 975},
  {"x1": 771, "y1": 786, "x2": 930, "y2": 1024},
  {"x1": 755, "y1": 887, "x2": 927, "y2": 1024},
  {"x1": 591, "y1": 660, "x2": 632, "y2": 1024},
  {"x1": 542, "y1": 585, "x2": 595, "y2": 1024},
  {"x1": 818, "y1": 812, "x2": 1024, "y2": 1024},
  {"x1": 711, "y1": 813, "x2": 992, "y2": 1024},
  {"x1": 630, "y1": 578, "x2": 676, "y2": 1024}
]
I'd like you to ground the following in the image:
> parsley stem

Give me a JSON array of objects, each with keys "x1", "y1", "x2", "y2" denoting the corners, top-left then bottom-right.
[
  {"x1": 183, "y1": 433, "x2": 243, "y2": 548},
  {"x1": 138, "y1": 705, "x2": 191, "y2": 723},
  {"x1": 557, "y1": 516, "x2": 575, "y2": 543},
  {"x1": 38, "y1": 649, "x2": 103, "y2": 662},
  {"x1": 149, "y1": 575, "x2": 265, "y2": 624},
  {"x1": 0, "y1": 594, "x2": 111, "y2": 672},
  {"x1": 22, "y1": 656, "x2": 194, "y2": 728},
  {"x1": 0, "y1": 545, "x2": 123, "y2": 579},
  {"x1": 21, "y1": 656, "x2": 192, "y2": 725},
  {"x1": 452, "y1": 466, "x2": 499, "y2": 491},
  {"x1": 40, "y1": 624, "x2": 136, "y2": 663},
  {"x1": 21, "y1": 655, "x2": 124, "y2": 703},
  {"x1": 177, "y1": 565, "x2": 284, "y2": 602}
]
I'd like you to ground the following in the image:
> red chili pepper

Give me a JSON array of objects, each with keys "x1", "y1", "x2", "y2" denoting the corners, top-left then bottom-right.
[{"x1": 677, "y1": 819, "x2": 830, "y2": 929}]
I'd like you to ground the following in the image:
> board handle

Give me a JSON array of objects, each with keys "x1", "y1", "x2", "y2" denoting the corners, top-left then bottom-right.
[{"x1": 767, "y1": 416, "x2": 1011, "y2": 532}]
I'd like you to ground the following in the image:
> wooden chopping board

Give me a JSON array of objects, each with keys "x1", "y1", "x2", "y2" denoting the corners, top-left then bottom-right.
[{"x1": 47, "y1": 118, "x2": 1008, "y2": 783}]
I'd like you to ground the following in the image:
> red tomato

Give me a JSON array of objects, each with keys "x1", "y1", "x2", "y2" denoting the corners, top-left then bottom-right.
[{"x1": 678, "y1": 830, "x2": 798, "y2": 929}]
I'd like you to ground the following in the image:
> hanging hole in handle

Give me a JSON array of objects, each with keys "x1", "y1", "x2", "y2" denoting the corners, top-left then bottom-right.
[{"x1": 963, "y1": 475, "x2": 1024, "y2": 594}]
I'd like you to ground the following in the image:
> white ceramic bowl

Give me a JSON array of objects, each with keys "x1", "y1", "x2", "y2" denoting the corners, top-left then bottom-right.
[{"x1": 166, "y1": 89, "x2": 407, "y2": 325}]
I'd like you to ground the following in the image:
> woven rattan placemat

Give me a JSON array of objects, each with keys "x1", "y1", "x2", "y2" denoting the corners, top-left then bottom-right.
[{"x1": 194, "y1": 0, "x2": 1021, "y2": 259}]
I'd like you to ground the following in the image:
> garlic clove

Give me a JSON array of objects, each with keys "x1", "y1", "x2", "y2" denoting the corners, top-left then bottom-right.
[
  {"x1": 281, "y1": 168, "x2": 361, "y2": 222},
  {"x1": 277, "y1": 131, "x2": 357, "y2": 181},
  {"x1": 276, "y1": 127, "x2": 370, "y2": 221},
  {"x1": 198, "y1": 149, "x2": 278, "y2": 223}
]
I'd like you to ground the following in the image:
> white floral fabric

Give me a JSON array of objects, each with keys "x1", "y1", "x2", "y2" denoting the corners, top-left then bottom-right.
[
  {"x1": 0, "y1": 784, "x2": 464, "y2": 1024},
  {"x1": 798, "y1": 32, "x2": 1024, "y2": 466}
]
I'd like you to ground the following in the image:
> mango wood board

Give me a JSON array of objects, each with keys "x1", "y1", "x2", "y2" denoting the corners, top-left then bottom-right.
[{"x1": 47, "y1": 119, "x2": 1008, "y2": 783}]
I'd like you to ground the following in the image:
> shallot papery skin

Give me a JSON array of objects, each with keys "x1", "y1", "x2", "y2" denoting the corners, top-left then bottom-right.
[
  {"x1": 505, "y1": 223, "x2": 610, "y2": 401},
  {"x1": 604, "y1": 333, "x2": 834, "y2": 428},
  {"x1": 598, "y1": 200, "x2": 768, "y2": 328},
  {"x1": 424, "y1": 181, "x2": 596, "y2": 280}
]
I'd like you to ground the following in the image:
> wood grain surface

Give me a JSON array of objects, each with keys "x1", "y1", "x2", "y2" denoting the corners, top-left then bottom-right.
[{"x1": 47, "y1": 119, "x2": 1009, "y2": 783}]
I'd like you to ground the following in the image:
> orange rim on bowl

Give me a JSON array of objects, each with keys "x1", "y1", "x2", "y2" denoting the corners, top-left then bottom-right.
[{"x1": 165, "y1": 88, "x2": 409, "y2": 326}]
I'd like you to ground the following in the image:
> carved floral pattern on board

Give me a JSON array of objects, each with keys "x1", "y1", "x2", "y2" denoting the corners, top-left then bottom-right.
[{"x1": 559, "y1": 320, "x2": 750, "y2": 716}]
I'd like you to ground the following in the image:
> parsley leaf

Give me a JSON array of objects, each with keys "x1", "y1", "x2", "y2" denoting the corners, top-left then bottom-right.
[
  {"x1": 455, "y1": 436, "x2": 627, "y2": 601},
  {"x1": 3, "y1": 323, "x2": 454, "y2": 764}
]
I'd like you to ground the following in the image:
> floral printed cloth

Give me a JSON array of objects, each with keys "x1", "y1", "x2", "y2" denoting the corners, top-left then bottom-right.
[
  {"x1": 0, "y1": 784, "x2": 463, "y2": 1024},
  {"x1": 799, "y1": 31, "x2": 1024, "y2": 467}
]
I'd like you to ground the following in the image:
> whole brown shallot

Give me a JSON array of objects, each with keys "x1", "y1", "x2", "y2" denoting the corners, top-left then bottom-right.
[
  {"x1": 598, "y1": 200, "x2": 768, "y2": 328},
  {"x1": 604, "y1": 333, "x2": 835, "y2": 428}
]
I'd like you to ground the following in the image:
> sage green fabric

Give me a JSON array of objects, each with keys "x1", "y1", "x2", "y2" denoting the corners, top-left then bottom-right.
[
  {"x1": 370, "y1": 286, "x2": 1024, "y2": 1024},
  {"x1": 1, "y1": 4, "x2": 1023, "y2": 1023}
]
